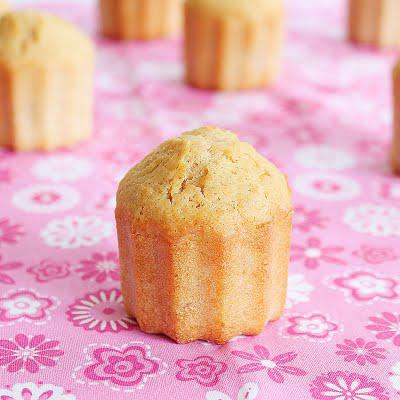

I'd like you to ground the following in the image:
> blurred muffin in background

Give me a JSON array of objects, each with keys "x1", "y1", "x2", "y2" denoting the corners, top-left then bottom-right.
[
  {"x1": 348, "y1": 0, "x2": 400, "y2": 48},
  {"x1": 0, "y1": 11, "x2": 94, "y2": 151},
  {"x1": 0, "y1": 0, "x2": 8, "y2": 16},
  {"x1": 392, "y1": 62, "x2": 400, "y2": 174},
  {"x1": 184, "y1": 0, "x2": 284, "y2": 90},
  {"x1": 99, "y1": 0, "x2": 182, "y2": 40}
]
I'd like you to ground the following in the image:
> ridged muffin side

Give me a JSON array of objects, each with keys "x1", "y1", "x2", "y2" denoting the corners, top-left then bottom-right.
[
  {"x1": 184, "y1": 0, "x2": 284, "y2": 90},
  {"x1": 348, "y1": 0, "x2": 400, "y2": 47},
  {"x1": 0, "y1": 11, "x2": 94, "y2": 151},
  {"x1": 116, "y1": 127, "x2": 292, "y2": 344},
  {"x1": 99, "y1": 0, "x2": 182, "y2": 40},
  {"x1": 392, "y1": 62, "x2": 400, "y2": 174}
]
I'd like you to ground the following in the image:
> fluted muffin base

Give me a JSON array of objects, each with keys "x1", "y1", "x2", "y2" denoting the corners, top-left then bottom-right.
[
  {"x1": 348, "y1": 0, "x2": 400, "y2": 47},
  {"x1": 117, "y1": 209, "x2": 291, "y2": 344},
  {"x1": 184, "y1": 5, "x2": 283, "y2": 90},
  {"x1": 99, "y1": 0, "x2": 182, "y2": 40}
]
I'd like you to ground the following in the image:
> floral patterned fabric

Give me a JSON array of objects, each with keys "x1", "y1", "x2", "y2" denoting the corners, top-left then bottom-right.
[{"x1": 0, "y1": 0, "x2": 399, "y2": 399}]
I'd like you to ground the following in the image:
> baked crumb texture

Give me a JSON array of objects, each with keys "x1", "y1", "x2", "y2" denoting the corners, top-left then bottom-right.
[
  {"x1": 393, "y1": 63, "x2": 400, "y2": 174},
  {"x1": 116, "y1": 127, "x2": 293, "y2": 344},
  {"x1": 99, "y1": 0, "x2": 182, "y2": 40},
  {"x1": 0, "y1": 11, "x2": 94, "y2": 151},
  {"x1": 184, "y1": 0, "x2": 284, "y2": 90},
  {"x1": 348, "y1": 0, "x2": 400, "y2": 47}
]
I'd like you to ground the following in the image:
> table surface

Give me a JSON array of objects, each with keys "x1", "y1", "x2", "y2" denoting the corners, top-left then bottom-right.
[{"x1": 0, "y1": 1, "x2": 400, "y2": 399}]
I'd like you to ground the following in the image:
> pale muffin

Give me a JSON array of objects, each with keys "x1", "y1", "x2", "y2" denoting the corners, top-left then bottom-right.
[
  {"x1": 0, "y1": 11, "x2": 94, "y2": 151},
  {"x1": 184, "y1": 0, "x2": 284, "y2": 90},
  {"x1": 0, "y1": 0, "x2": 8, "y2": 16},
  {"x1": 99, "y1": 0, "x2": 182, "y2": 40},
  {"x1": 116, "y1": 126, "x2": 292, "y2": 344},
  {"x1": 348, "y1": 0, "x2": 400, "y2": 47},
  {"x1": 392, "y1": 62, "x2": 400, "y2": 174}
]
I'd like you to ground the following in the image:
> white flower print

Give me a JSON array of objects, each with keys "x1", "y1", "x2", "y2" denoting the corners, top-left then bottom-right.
[
  {"x1": 1, "y1": 295, "x2": 43, "y2": 318},
  {"x1": 40, "y1": 216, "x2": 113, "y2": 249},
  {"x1": 32, "y1": 156, "x2": 93, "y2": 182},
  {"x1": 344, "y1": 204, "x2": 400, "y2": 237},
  {"x1": 66, "y1": 288, "x2": 135, "y2": 332},
  {"x1": 135, "y1": 61, "x2": 183, "y2": 82},
  {"x1": 206, "y1": 383, "x2": 259, "y2": 400},
  {"x1": 286, "y1": 273, "x2": 314, "y2": 309},
  {"x1": 99, "y1": 98, "x2": 147, "y2": 121},
  {"x1": 390, "y1": 361, "x2": 400, "y2": 391},
  {"x1": 205, "y1": 92, "x2": 275, "y2": 125},
  {"x1": 294, "y1": 172, "x2": 360, "y2": 201},
  {"x1": 294, "y1": 145, "x2": 355, "y2": 170},
  {"x1": 0, "y1": 382, "x2": 75, "y2": 400},
  {"x1": 12, "y1": 184, "x2": 80, "y2": 213}
]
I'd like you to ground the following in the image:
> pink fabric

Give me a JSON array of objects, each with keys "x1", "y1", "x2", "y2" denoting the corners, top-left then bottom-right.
[{"x1": 0, "y1": 1, "x2": 400, "y2": 399}]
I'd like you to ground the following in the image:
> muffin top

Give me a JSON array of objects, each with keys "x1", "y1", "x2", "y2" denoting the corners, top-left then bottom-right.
[
  {"x1": 0, "y1": 11, "x2": 93, "y2": 66},
  {"x1": 117, "y1": 127, "x2": 292, "y2": 232},
  {"x1": 185, "y1": 0, "x2": 283, "y2": 19}
]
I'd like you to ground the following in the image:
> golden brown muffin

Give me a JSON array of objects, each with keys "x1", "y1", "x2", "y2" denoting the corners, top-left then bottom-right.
[
  {"x1": 392, "y1": 62, "x2": 400, "y2": 174},
  {"x1": 99, "y1": 0, "x2": 182, "y2": 40},
  {"x1": 184, "y1": 0, "x2": 284, "y2": 90},
  {"x1": 116, "y1": 127, "x2": 293, "y2": 344},
  {"x1": 0, "y1": 11, "x2": 94, "y2": 151},
  {"x1": 348, "y1": 0, "x2": 400, "y2": 47}
]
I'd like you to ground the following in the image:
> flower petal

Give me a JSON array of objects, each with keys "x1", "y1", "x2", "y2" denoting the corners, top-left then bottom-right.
[
  {"x1": 237, "y1": 363, "x2": 265, "y2": 374},
  {"x1": 15, "y1": 334, "x2": 28, "y2": 348},
  {"x1": 253, "y1": 346, "x2": 270, "y2": 360},
  {"x1": 273, "y1": 352, "x2": 297, "y2": 364},
  {"x1": 267, "y1": 369, "x2": 284, "y2": 383},
  {"x1": 278, "y1": 366, "x2": 307, "y2": 376},
  {"x1": 0, "y1": 273, "x2": 15, "y2": 285},
  {"x1": 231, "y1": 351, "x2": 260, "y2": 362}
]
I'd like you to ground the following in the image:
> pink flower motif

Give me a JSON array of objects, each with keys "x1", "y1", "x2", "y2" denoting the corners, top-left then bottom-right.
[
  {"x1": 0, "y1": 218, "x2": 24, "y2": 247},
  {"x1": 66, "y1": 288, "x2": 135, "y2": 332},
  {"x1": 381, "y1": 181, "x2": 400, "y2": 202},
  {"x1": 291, "y1": 237, "x2": 346, "y2": 269},
  {"x1": 84, "y1": 344, "x2": 160, "y2": 387},
  {"x1": 232, "y1": 346, "x2": 306, "y2": 384},
  {"x1": 27, "y1": 260, "x2": 70, "y2": 283},
  {"x1": 0, "y1": 333, "x2": 63, "y2": 373},
  {"x1": 287, "y1": 123, "x2": 324, "y2": 144},
  {"x1": 353, "y1": 245, "x2": 397, "y2": 264},
  {"x1": 366, "y1": 312, "x2": 400, "y2": 347},
  {"x1": 354, "y1": 139, "x2": 388, "y2": 160},
  {"x1": 176, "y1": 356, "x2": 227, "y2": 387},
  {"x1": 0, "y1": 290, "x2": 54, "y2": 322},
  {"x1": 286, "y1": 313, "x2": 338, "y2": 340},
  {"x1": 0, "y1": 255, "x2": 22, "y2": 285},
  {"x1": 0, "y1": 168, "x2": 11, "y2": 184},
  {"x1": 135, "y1": 81, "x2": 212, "y2": 113},
  {"x1": 75, "y1": 252, "x2": 120, "y2": 283},
  {"x1": 310, "y1": 371, "x2": 389, "y2": 400},
  {"x1": 336, "y1": 338, "x2": 386, "y2": 366},
  {"x1": 334, "y1": 271, "x2": 398, "y2": 302},
  {"x1": 293, "y1": 206, "x2": 328, "y2": 232},
  {"x1": 102, "y1": 149, "x2": 142, "y2": 165}
]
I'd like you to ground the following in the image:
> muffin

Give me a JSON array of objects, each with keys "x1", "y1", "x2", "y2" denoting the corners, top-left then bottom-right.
[
  {"x1": 392, "y1": 62, "x2": 400, "y2": 174},
  {"x1": 99, "y1": 0, "x2": 182, "y2": 40},
  {"x1": 0, "y1": 11, "x2": 94, "y2": 151},
  {"x1": 0, "y1": 1, "x2": 8, "y2": 15},
  {"x1": 184, "y1": 0, "x2": 284, "y2": 90},
  {"x1": 348, "y1": 0, "x2": 400, "y2": 47},
  {"x1": 116, "y1": 127, "x2": 293, "y2": 344}
]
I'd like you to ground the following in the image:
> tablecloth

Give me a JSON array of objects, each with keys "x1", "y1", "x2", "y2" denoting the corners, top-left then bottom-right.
[{"x1": 0, "y1": 1, "x2": 399, "y2": 399}]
